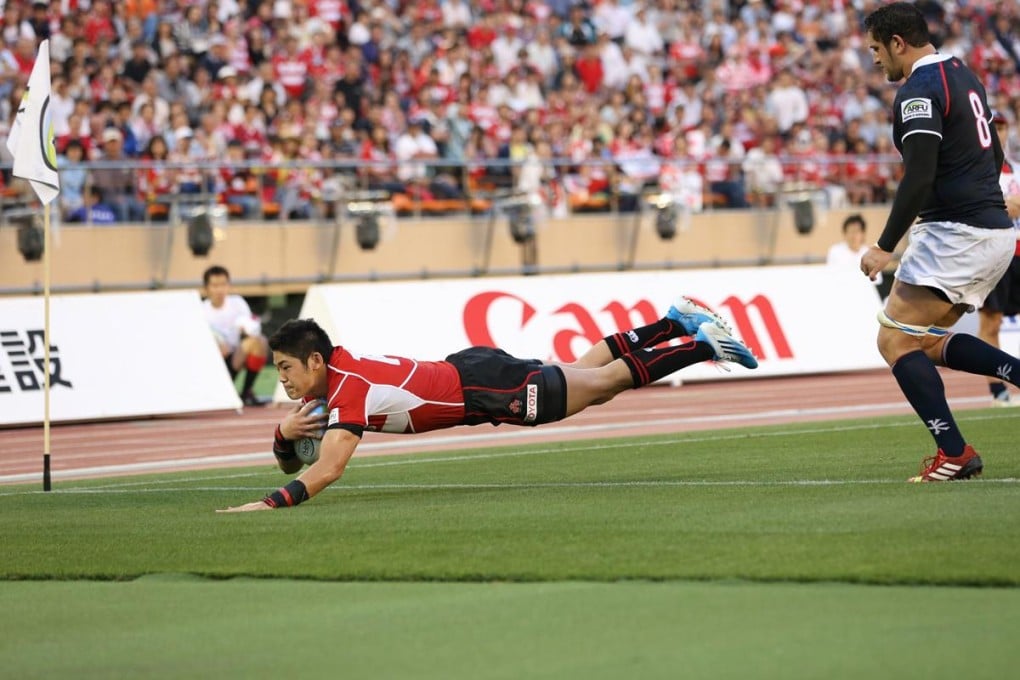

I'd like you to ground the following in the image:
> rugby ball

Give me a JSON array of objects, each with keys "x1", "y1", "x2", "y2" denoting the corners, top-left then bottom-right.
[{"x1": 294, "y1": 400, "x2": 328, "y2": 466}]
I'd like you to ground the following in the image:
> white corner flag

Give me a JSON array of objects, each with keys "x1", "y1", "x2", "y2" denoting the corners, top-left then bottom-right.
[{"x1": 6, "y1": 39, "x2": 59, "y2": 205}]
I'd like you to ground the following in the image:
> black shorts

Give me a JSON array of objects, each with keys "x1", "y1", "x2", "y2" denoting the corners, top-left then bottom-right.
[
  {"x1": 446, "y1": 346, "x2": 567, "y2": 427},
  {"x1": 982, "y1": 254, "x2": 1020, "y2": 316}
]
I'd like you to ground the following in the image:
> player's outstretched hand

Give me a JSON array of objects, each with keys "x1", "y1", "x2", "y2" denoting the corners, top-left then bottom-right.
[
  {"x1": 279, "y1": 399, "x2": 329, "y2": 439},
  {"x1": 216, "y1": 501, "x2": 272, "y2": 513}
]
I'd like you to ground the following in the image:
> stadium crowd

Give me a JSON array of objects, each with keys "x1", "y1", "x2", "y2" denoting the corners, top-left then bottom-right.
[{"x1": 0, "y1": 0, "x2": 1018, "y2": 223}]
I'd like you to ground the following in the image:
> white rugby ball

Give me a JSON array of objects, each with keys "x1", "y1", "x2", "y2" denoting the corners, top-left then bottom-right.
[
  {"x1": 294, "y1": 436, "x2": 321, "y2": 465},
  {"x1": 295, "y1": 400, "x2": 327, "y2": 465}
]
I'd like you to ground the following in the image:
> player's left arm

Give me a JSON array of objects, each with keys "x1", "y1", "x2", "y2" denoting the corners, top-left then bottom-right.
[{"x1": 217, "y1": 428, "x2": 361, "y2": 512}]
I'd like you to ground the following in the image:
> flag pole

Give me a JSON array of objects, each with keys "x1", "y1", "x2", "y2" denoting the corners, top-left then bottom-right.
[
  {"x1": 6, "y1": 38, "x2": 60, "y2": 490},
  {"x1": 43, "y1": 203, "x2": 51, "y2": 491}
]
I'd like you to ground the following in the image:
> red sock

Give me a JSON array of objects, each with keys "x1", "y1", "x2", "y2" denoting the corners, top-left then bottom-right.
[{"x1": 245, "y1": 353, "x2": 267, "y2": 373}]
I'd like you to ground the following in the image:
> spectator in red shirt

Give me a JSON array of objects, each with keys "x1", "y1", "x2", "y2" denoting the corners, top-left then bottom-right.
[
  {"x1": 83, "y1": 0, "x2": 117, "y2": 46},
  {"x1": 273, "y1": 35, "x2": 311, "y2": 100},
  {"x1": 575, "y1": 43, "x2": 604, "y2": 95}
]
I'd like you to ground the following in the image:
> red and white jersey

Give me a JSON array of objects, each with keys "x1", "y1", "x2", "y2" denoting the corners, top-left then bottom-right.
[{"x1": 324, "y1": 347, "x2": 465, "y2": 435}]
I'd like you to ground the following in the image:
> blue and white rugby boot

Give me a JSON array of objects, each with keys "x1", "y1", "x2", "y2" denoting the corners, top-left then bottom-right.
[
  {"x1": 694, "y1": 320, "x2": 759, "y2": 370},
  {"x1": 666, "y1": 296, "x2": 728, "y2": 336}
]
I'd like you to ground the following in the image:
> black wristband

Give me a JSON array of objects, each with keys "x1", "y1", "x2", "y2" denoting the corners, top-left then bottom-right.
[
  {"x1": 273, "y1": 425, "x2": 297, "y2": 461},
  {"x1": 263, "y1": 479, "x2": 309, "y2": 508}
]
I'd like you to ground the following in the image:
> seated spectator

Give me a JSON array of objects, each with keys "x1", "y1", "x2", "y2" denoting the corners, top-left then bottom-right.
[
  {"x1": 395, "y1": 120, "x2": 462, "y2": 199},
  {"x1": 219, "y1": 140, "x2": 261, "y2": 218},
  {"x1": 67, "y1": 186, "x2": 118, "y2": 225},
  {"x1": 742, "y1": 135, "x2": 785, "y2": 207},
  {"x1": 137, "y1": 135, "x2": 175, "y2": 217},
  {"x1": 57, "y1": 140, "x2": 87, "y2": 221},
  {"x1": 91, "y1": 128, "x2": 146, "y2": 222},
  {"x1": 659, "y1": 137, "x2": 705, "y2": 214}
]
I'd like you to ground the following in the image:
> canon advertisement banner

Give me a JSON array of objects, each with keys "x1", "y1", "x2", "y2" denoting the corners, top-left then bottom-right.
[
  {"x1": 0, "y1": 291, "x2": 241, "y2": 426},
  {"x1": 276, "y1": 266, "x2": 886, "y2": 403}
]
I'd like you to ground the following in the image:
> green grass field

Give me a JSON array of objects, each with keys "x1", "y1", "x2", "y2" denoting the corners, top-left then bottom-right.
[{"x1": 2, "y1": 409, "x2": 1018, "y2": 678}]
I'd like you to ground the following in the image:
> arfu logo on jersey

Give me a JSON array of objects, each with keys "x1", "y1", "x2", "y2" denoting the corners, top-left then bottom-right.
[{"x1": 901, "y1": 98, "x2": 933, "y2": 122}]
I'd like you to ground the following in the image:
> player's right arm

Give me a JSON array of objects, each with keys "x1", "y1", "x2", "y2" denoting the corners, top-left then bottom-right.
[{"x1": 875, "y1": 132, "x2": 939, "y2": 252}]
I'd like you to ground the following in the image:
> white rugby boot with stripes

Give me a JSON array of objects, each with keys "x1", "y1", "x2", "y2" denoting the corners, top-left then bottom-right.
[
  {"x1": 694, "y1": 321, "x2": 759, "y2": 370},
  {"x1": 908, "y1": 445, "x2": 984, "y2": 482},
  {"x1": 666, "y1": 297, "x2": 728, "y2": 336}
]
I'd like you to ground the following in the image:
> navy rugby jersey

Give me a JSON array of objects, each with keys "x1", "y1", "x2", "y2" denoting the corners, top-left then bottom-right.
[{"x1": 892, "y1": 53, "x2": 1011, "y2": 229}]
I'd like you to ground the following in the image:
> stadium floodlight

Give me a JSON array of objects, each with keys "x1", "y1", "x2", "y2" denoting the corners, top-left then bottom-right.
[
  {"x1": 651, "y1": 194, "x2": 678, "y2": 241},
  {"x1": 346, "y1": 199, "x2": 390, "y2": 251},
  {"x1": 187, "y1": 210, "x2": 214, "y2": 257},
  {"x1": 790, "y1": 197, "x2": 815, "y2": 235},
  {"x1": 500, "y1": 193, "x2": 542, "y2": 245},
  {"x1": 12, "y1": 212, "x2": 44, "y2": 262}
]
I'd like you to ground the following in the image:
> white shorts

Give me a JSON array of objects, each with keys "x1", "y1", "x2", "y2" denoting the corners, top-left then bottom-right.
[{"x1": 895, "y1": 221, "x2": 1015, "y2": 311}]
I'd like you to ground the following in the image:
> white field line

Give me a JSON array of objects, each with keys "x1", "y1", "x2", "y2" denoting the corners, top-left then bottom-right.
[
  {"x1": 0, "y1": 394, "x2": 1003, "y2": 481},
  {"x1": 2, "y1": 478, "x2": 1019, "y2": 498},
  {"x1": 0, "y1": 409, "x2": 1016, "y2": 489}
]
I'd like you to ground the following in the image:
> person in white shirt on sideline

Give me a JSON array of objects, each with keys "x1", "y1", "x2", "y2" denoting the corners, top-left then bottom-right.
[
  {"x1": 202, "y1": 265, "x2": 269, "y2": 406},
  {"x1": 827, "y1": 213, "x2": 883, "y2": 287}
]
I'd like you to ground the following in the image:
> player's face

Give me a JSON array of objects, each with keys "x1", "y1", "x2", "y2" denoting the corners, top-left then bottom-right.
[
  {"x1": 204, "y1": 274, "x2": 230, "y2": 307},
  {"x1": 273, "y1": 350, "x2": 323, "y2": 400},
  {"x1": 866, "y1": 34, "x2": 904, "y2": 82}
]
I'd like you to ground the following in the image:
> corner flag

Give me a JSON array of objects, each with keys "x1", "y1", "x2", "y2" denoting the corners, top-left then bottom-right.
[{"x1": 6, "y1": 39, "x2": 59, "y2": 205}]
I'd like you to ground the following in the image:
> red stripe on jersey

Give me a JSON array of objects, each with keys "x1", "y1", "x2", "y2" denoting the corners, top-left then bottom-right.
[{"x1": 939, "y1": 62, "x2": 951, "y2": 116}]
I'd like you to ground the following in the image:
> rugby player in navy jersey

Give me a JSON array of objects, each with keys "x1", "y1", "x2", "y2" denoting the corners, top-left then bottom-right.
[
  {"x1": 218, "y1": 299, "x2": 758, "y2": 511},
  {"x1": 860, "y1": 3, "x2": 1020, "y2": 482}
]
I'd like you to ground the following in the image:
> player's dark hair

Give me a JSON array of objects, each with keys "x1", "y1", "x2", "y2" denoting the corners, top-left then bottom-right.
[
  {"x1": 842, "y1": 214, "x2": 866, "y2": 233},
  {"x1": 864, "y1": 2, "x2": 930, "y2": 48},
  {"x1": 202, "y1": 265, "x2": 230, "y2": 286},
  {"x1": 269, "y1": 319, "x2": 333, "y2": 366}
]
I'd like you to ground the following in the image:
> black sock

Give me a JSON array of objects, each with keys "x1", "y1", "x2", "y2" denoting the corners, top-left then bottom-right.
[
  {"x1": 224, "y1": 357, "x2": 238, "y2": 381},
  {"x1": 620, "y1": 340, "x2": 715, "y2": 387},
  {"x1": 990, "y1": 381, "x2": 1008, "y2": 398},
  {"x1": 943, "y1": 333, "x2": 1020, "y2": 386},
  {"x1": 240, "y1": 368, "x2": 259, "y2": 397},
  {"x1": 891, "y1": 350, "x2": 965, "y2": 457},
  {"x1": 606, "y1": 319, "x2": 684, "y2": 359}
]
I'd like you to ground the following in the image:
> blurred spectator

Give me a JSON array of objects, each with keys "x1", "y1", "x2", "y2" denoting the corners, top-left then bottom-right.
[
  {"x1": 57, "y1": 139, "x2": 87, "y2": 220},
  {"x1": 560, "y1": 5, "x2": 597, "y2": 47},
  {"x1": 91, "y1": 128, "x2": 145, "y2": 222},
  {"x1": 220, "y1": 140, "x2": 261, "y2": 218},
  {"x1": 765, "y1": 69, "x2": 809, "y2": 136},
  {"x1": 67, "y1": 185, "x2": 117, "y2": 225},
  {"x1": 742, "y1": 135, "x2": 785, "y2": 207},
  {"x1": 138, "y1": 134, "x2": 174, "y2": 213}
]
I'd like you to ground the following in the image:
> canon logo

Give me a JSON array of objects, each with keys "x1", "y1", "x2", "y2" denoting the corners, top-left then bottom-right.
[{"x1": 463, "y1": 292, "x2": 793, "y2": 363}]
